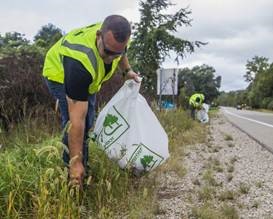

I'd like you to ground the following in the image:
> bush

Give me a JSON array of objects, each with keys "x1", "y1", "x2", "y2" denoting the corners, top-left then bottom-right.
[
  {"x1": 0, "y1": 44, "x2": 156, "y2": 131},
  {"x1": 0, "y1": 45, "x2": 54, "y2": 130},
  {"x1": 261, "y1": 97, "x2": 273, "y2": 109},
  {"x1": 266, "y1": 99, "x2": 273, "y2": 110}
]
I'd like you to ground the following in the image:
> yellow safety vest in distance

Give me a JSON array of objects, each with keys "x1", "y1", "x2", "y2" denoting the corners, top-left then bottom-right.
[
  {"x1": 42, "y1": 23, "x2": 121, "y2": 94},
  {"x1": 189, "y1": 93, "x2": 205, "y2": 108}
]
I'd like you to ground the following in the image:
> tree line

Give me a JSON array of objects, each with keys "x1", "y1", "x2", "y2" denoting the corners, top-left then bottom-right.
[{"x1": 217, "y1": 56, "x2": 273, "y2": 110}]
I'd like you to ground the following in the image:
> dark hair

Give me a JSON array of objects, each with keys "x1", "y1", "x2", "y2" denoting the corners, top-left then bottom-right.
[
  {"x1": 101, "y1": 15, "x2": 131, "y2": 43},
  {"x1": 196, "y1": 97, "x2": 200, "y2": 103}
]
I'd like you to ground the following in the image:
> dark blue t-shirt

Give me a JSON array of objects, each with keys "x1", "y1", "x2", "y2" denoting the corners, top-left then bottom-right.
[{"x1": 63, "y1": 56, "x2": 112, "y2": 101}]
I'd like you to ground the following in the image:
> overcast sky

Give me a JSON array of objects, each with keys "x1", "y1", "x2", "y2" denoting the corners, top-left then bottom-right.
[{"x1": 1, "y1": 0, "x2": 272, "y2": 91}]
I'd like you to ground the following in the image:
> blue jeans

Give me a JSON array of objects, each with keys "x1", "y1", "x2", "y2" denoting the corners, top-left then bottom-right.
[{"x1": 45, "y1": 78, "x2": 96, "y2": 169}]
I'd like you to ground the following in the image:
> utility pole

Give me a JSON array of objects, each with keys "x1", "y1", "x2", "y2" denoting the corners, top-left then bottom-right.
[{"x1": 159, "y1": 68, "x2": 163, "y2": 111}]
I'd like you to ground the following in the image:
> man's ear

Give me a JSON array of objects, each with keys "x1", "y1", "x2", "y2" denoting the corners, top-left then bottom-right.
[
  {"x1": 96, "y1": 30, "x2": 101, "y2": 42},
  {"x1": 96, "y1": 30, "x2": 101, "y2": 37}
]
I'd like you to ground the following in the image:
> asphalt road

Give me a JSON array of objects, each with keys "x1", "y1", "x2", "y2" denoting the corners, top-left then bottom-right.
[{"x1": 221, "y1": 107, "x2": 273, "y2": 153}]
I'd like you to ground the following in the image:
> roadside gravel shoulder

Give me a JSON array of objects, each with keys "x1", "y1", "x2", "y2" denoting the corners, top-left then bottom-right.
[{"x1": 155, "y1": 111, "x2": 273, "y2": 219}]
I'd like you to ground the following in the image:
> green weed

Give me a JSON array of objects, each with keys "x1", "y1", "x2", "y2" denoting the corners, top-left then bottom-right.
[{"x1": 224, "y1": 134, "x2": 233, "y2": 141}]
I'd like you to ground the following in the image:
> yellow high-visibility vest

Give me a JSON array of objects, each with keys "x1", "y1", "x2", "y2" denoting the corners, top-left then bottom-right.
[
  {"x1": 189, "y1": 93, "x2": 205, "y2": 108},
  {"x1": 43, "y1": 23, "x2": 122, "y2": 94}
]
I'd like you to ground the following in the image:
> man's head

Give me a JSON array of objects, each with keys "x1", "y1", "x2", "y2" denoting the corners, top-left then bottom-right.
[{"x1": 96, "y1": 15, "x2": 131, "y2": 63}]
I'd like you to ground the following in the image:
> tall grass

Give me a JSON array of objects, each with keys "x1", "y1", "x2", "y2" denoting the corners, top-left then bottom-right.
[
  {"x1": 155, "y1": 109, "x2": 207, "y2": 176},
  {"x1": 0, "y1": 108, "x2": 206, "y2": 218}
]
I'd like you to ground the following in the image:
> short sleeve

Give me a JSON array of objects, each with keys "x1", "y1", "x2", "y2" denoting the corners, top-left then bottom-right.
[{"x1": 63, "y1": 56, "x2": 93, "y2": 101}]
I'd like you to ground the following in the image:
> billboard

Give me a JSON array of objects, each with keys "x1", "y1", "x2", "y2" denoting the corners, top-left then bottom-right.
[{"x1": 157, "y1": 68, "x2": 178, "y2": 95}]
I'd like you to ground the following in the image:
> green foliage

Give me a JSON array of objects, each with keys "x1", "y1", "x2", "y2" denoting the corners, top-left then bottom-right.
[
  {"x1": 244, "y1": 56, "x2": 270, "y2": 83},
  {"x1": 219, "y1": 190, "x2": 235, "y2": 201},
  {"x1": 219, "y1": 56, "x2": 273, "y2": 110},
  {"x1": 217, "y1": 90, "x2": 248, "y2": 107},
  {"x1": 154, "y1": 107, "x2": 207, "y2": 177},
  {"x1": 247, "y1": 61, "x2": 273, "y2": 108},
  {"x1": 0, "y1": 135, "x2": 156, "y2": 218},
  {"x1": 127, "y1": 0, "x2": 204, "y2": 97},
  {"x1": 221, "y1": 204, "x2": 239, "y2": 219},
  {"x1": 191, "y1": 203, "x2": 239, "y2": 219},
  {"x1": 34, "y1": 23, "x2": 63, "y2": 50},
  {"x1": 156, "y1": 108, "x2": 194, "y2": 134},
  {"x1": 0, "y1": 24, "x2": 63, "y2": 130},
  {"x1": 0, "y1": 44, "x2": 53, "y2": 129},
  {"x1": 0, "y1": 32, "x2": 29, "y2": 49},
  {"x1": 0, "y1": 107, "x2": 206, "y2": 218},
  {"x1": 191, "y1": 205, "x2": 221, "y2": 219},
  {"x1": 267, "y1": 100, "x2": 273, "y2": 110},
  {"x1": 0, "y1": 24, "x2": 62, "y2": 130},
  {"x1": 224, "y1": 134, "x2": 233, "y2": 141},
  {"x1": 178, "y1": 64, "x2": 221, "y2": 106},
  {"x1": 202, "y1": 170, "x2": 218, "y2": 186},
  {"x1": 239, "y1": 182, "x2": 250, "y2": 194}
]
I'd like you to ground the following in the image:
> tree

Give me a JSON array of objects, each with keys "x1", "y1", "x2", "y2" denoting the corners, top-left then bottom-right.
[
  {"x1": 244, "y1": 56, "x2": 269, "y2": 83},
  {"x1": 178, "y1": 64, "x2": 221, "y2": 104},
  {"x1": 0, "y1": 32, "x2": 29, "y2": 49},
  {"x1": 34, "y1": 23, "x2": 63, "y2": 49},
  {"x1": 220, "y1": 56, "x2": 273, "y2": 109},
  {"x1": 127, "y1": 0, "x2": 205, "y2": 97},
  {"x1": 217, "y1": 90, "x2": 248, "y2": 107},
  {"x1": 247, "y1": 62, "x2": 273, "y2": 108}
]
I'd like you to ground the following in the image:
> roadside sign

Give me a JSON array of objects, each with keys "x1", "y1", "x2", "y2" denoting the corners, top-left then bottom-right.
[{"x1": 157, "y1": 68, "x2": 178, "y2": 95}]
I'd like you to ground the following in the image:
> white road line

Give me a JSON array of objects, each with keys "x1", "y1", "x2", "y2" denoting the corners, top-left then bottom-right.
[{"x1": 223, "y1": 109, "x2": 273, "y2": 129}]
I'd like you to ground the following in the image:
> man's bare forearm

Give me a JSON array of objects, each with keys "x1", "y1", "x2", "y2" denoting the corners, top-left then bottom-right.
[
  {"x1": 66, "y1": 97, "x2": 88, "y2": 162},
  {"x1": 68, "y1": 120, "x2": 85, "y2": 161}
]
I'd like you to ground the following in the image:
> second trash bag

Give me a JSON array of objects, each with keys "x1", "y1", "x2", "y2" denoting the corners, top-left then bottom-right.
[
  {"x1": 93, "y1": 79, "x2": 169, "y2": 173},
  {"x1": 196, "y1": 103, "x2": 210, "y2": 123}
]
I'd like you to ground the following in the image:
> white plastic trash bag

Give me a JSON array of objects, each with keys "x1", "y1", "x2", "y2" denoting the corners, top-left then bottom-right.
[
  {"x1": 94, "y1": 79, "x2": 169, "y2": 172},
  {"x1": 202, "y1": 103, "x2": 209, "y2": 113},
  {"x1": 196, "y1": 103, "x2": 209, "y2": 123}
]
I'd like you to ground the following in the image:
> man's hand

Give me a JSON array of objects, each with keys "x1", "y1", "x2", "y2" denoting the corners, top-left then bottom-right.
[
  {"x1": 126, "y1": 70, "x2": 141, "y2": 83},
  {"x1": 69, "y1": 159, "x2": 84, "y2": 186}
]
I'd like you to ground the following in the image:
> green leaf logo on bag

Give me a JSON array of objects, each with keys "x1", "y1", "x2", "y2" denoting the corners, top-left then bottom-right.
[
  {"x1": 103, "y1": 114, "x2": 119, "y2": 131},
  {"x1": 141, "y1": 155, "x2": 155, "y2": 169},
  {"x1": 97, "y1": 106, "x2": 130, "y2": 149},
  {"x1": 128, "y1": 143, "x2": 164, "y2": 171}
]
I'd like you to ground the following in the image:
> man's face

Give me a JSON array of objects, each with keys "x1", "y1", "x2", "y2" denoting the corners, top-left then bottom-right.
[{"x1": 96, "y1": 30, "x2": 128, "y2": 64}]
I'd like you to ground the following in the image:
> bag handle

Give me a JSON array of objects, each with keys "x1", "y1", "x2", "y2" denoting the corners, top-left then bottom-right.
[{"x1": 125, "y1": 77, "x2": 142, "y2": 99}]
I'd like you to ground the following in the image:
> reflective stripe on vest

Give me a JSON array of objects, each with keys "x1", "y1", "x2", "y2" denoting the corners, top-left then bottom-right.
[
  {"x1": 62, "y1": 40, "x2": 98, "y2": 73},
  {"x1": 43, "y1": 23, "x2": 122, "y2": 94}
]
